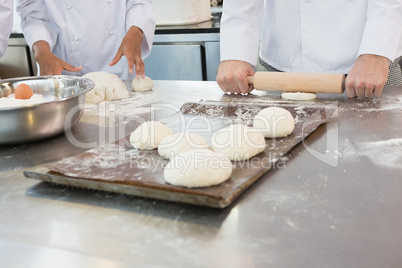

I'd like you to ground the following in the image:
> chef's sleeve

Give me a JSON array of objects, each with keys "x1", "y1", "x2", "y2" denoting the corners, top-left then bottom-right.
[
  {"x1": 0, "y1": 0, "x2": 14, "y2": 57},
  {"x1": 358, "y1": 0, "x2": 402, "y2": 62},
  {"x1": 16, "y1": 0, "x2": 58, "y2": 51},
  {"x1": 126, "y1": 0, "x2": 155, "y2": 60},
  {"x1": 220, "y1": 0, "x2": 264, "y2": 67}
]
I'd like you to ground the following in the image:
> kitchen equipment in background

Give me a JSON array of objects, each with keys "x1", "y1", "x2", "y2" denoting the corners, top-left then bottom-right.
[
  {"x1": 210, "y1": 0, "x2": 223, "y2": 7},
  {"x1": 0, "y1": 76, "x2": 94, "y2": 145},
  {"x1": 153, "y1": 0, "x2": 211, "y2": 25}
]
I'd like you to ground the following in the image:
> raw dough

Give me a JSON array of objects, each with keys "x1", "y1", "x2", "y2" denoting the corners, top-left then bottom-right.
[
  {"x1": 158, "y1": 132, "x2": 210, "y2": 159},
  {"x1": 130, "y1": 121, "x2": 173, "y2": 150},
  {"x1": 83, "y1": 71, "x2": 129, "y2": 103},
  {"x1": 132, "y1": 76, "x2": 154, "y2": 92},
  {"x1": 210, "y1": 124, "x2": 266, "y2": 161},
  {"x1": 281, "y1": 92, "x2": 317, "y2": 101},
  {"x1": 164, "y1": 149, "x2": 233, "y2": 188},
  {"x1": 253, "y1": 107, "x2": 295, "y2": 138}
]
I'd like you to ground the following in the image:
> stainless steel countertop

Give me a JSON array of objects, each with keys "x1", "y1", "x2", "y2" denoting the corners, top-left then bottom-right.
[{"x1": 1, "y1": 80, "x2": 402, "y2": 268}]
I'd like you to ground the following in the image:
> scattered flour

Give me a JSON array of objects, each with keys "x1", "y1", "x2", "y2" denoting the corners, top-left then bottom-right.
[
  {"x1": 336, "y1": 138, "x2": 402, "y2": 169},
  {"x1": 358, "y1": 138, "x2": 402, "y2": 169},
  {"x1": 0, "y1": 94, "x2": 45, "y2": 109},
  {"x1": 83, "y1": 91, "x2": 163, "y2": 118}
]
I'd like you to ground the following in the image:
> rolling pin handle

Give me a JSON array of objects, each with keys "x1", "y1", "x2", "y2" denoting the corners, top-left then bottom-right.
[{"x1": 247, "y1": 76, "x2": 254, "y2": 85}]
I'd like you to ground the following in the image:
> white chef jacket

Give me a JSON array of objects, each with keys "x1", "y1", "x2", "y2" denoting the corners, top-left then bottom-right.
[
  {"x1": 17, "y1": 0, "x2": 155, "y2": 80},
  {"x1": 0, "y1": 0, "x2": 13, "y2": 57},
  {"x1": 220, "y1": 0, "x2": 402, "y2": 74}
]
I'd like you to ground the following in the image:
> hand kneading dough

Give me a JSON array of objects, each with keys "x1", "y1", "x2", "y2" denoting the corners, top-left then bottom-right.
[
  {"x1": 164, "y1": 149, "x2": 232, "y2": 188},
  {"x1": 253, "y1": 107, "x2": 295, "y2": 138},
  {"x1": 132, "y1": 76, "x2": 154, "y2": 92},
  {"x1": 158, "y1": 132, "x2": 210, "y2": 159},
  {"x1": 210, "y1": 124, "x2": 266, "y2": 161},
  {"x1": 281, "y1": 92, "x2": 317, "y2": 101},
  {"x1": 130, "y1": 121, "x2": 173, "y2": 150},
  {"x1": 83, "y1": 71, "x2": 129, "y2": 103}
]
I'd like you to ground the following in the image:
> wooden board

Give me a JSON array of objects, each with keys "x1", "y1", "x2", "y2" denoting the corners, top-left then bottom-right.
[{"x1": 24, "y1": 101, "x2": 332, "y2": 208}]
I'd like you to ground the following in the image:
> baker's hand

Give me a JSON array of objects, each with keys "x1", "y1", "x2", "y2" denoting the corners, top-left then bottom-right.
[
  {"x1": 216, "y1": 60, "x2": 255, "y2": 94},
  {"x1": 109, "y1": 26, "x2": 144, "y2": 78},
  {"x1": 33, "y1": 41, "x2": 82, "y2": 75},
  {"x1": 345, "y1": 54, "x2": 389, "y2": 98}
]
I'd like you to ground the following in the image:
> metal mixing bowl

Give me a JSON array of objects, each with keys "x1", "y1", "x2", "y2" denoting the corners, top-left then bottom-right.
[{"x1": 0, "y1": 75, "x2": 94, "y2": 145}]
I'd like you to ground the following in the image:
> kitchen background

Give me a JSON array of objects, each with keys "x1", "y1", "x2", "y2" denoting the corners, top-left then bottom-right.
[{"x1": 0, "y1": 0, "x2": 224, "y2": 81}]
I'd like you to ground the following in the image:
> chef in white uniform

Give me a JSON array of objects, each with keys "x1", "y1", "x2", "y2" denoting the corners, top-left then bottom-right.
[
  {"x1": 216, "y1": 0, "x2": 402, "y2": 98},
  {"x1": 0, "y1": 0, "x2": 13, "y2": 58},
  {"x1": 17, "y1": 0, "x2": 155, "y2": 80}
]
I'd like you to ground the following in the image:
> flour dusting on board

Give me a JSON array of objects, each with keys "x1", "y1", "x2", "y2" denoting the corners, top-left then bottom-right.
[
  {"x1": 233, "y1": 105, "x2": 262, "y2": 125},
  {"x1": 51, "y1": 146, "x2": 135, "y2": 180}
]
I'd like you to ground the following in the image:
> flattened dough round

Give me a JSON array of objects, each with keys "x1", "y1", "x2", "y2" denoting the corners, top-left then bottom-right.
[
  {"x1": 158, "y1": 132, "x2": 210, "y2": 159},
  {"x1": 130, "y1": 121, "x2": 173, "y2": 150},
  {"x1": 132, "y1": 76, "x2": 154, "y2": 92},
  {"x1": 253, "y1": 107, "x2": 295, "y2": 138},
  {"x1": 164, "y1": 149, "x2": 233, "y2": 188},
  {"x1": 281, "y1": 92, "x2": 317, "y2": 101},
  {"x1": 210, "y1": 124, "x2": 266, "y2": 161},
  {"x1": 83, "y1": 71, "x2": 129, "y2": 103}
]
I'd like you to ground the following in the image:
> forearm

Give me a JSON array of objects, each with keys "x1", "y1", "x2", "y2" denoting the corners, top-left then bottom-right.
[
  {"x1": 126, "y1": 0, "x2": 155, "y2": 59},
  {"x1": 32, "y1": 40, "x2": 51, "y2": 58},
  {"x1": 127, "y1": 26, "x2": 143, "y2": 40}
]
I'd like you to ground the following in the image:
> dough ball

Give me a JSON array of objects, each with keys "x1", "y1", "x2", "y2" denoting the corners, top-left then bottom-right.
[
  {"x1": 83, "y1": 71, "x2": 129, "y2": 103},
  {"x1": 210, "y1": 124, "x2": 266, "y2": 161},
  {"x1": 164, "y1": 149, "x2": 232, "y2": 188},
  {"x1": 281, "y1": 92, "x2": 317, "y2": 101},
  {"x1": 132, "y1": 76, "x2": 154, "y2": 92},
  {"x1": 158, "y1": 132, "x2": 210, "y2": 159},
  {"x1": 130, "y1": 121, "x2": 173, "y2": 150},
  {"x1": 253, "y1": 107, "x2": 295, "y2": 138},
  {"x1": 83, "y1": 73, "x2": 105, "y2": 104}
]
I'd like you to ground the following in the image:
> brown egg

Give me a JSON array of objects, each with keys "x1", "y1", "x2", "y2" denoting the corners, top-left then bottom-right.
[{"x1": 15, "y1": 83, "x2": 33, "y2": 100}]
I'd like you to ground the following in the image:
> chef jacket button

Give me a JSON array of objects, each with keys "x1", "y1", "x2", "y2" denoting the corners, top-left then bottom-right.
[
  {"x1": 107, "y1": 0, "x2": 112, "y2": 3},
  {"x1": 67, "y1": 5, "x2": 72, "y2": 10},
  {"x1": 74, "y1": 37, "x2": 79, "y2": 41},
  {"x1": 109, "y1": 31, "x2": 114, "y2": 35}
]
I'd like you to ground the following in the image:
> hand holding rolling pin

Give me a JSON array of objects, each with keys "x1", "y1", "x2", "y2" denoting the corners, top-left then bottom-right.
[
  {"x1": 345, "y1": 54, "x2": 389, "y2": 98},
  {"x1": 216, "y1": 60, "x2": 255, "y2": 94},
  {"x1": 109, "y1": 26, "x2": 145, "y2": 79}
]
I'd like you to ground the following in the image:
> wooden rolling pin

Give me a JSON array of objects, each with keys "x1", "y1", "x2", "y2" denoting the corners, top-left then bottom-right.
[{"x1": 247, "y1": 72, "x2": 346, "y2": 94}]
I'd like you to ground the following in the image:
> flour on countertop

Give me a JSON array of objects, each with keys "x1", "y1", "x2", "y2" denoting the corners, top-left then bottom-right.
[
  {"x1": 83, "y1": 91, "x2": 166, "y2": 117},
  {"x1": 336, "y1": 137, "x2": 402, "y2": 169},
  {"x1": 358, "y1": 138, "x2": 402, "y2": 169},
  {"x1": 343, "y1": 95, "x2": 402, "y2": 113}
]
